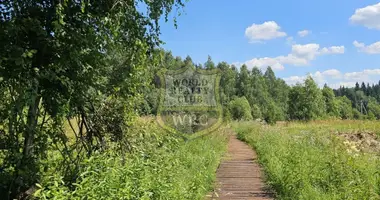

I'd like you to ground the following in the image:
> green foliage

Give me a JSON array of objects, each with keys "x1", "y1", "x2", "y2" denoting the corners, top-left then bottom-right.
[
  {"x1": 0, "y1": 0, "x2": 185, "y2": 198},
  {"x1": 251, "y1": 104, "x2": 262, "y2": 120},
  {"x1": 288, "y1": 76, "x2": 325, "y2": 121},
  {"x1": 323, "y1": 85, "x2": 340, "y2": 117},
  {"x1": 204, "y1": 55, "x2": 215, "y2": 70},
  {"x1": 234, "y1": 121, "x2": 380, "y2": 200},
  {"x1": 35, "y1": 119, "x2": 228, "y2": 200},
  {"x1": 353, "y1": 109, "x2": 365, "y2": 120},
  {"x1": 337, "y1": 96, "x2": 354, "y2": 119},
  {"x1": 367, "y1": 97, "x2": 380, "y2": 119},
  {"x1": 228, "y1": 97, "x2": 253, "y2": 121},
  {"x1": 263, "y1": 100, "x2": 282, "y2": 125}
]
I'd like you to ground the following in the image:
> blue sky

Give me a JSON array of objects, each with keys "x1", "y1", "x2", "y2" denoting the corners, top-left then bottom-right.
[{"x1": 159, "y1": 0, "x2": 380, "y2": 88}]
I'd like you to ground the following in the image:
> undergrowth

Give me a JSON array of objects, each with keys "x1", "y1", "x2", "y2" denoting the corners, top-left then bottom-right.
[
  {"x1": 233, "y1": 120, "x2": 380, "y2": 200},
  {"x1": 33, "y1": 119, "x2": 228, "y2": 199}
]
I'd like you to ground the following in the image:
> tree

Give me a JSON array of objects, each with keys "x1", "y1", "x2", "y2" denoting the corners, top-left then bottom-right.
[
  {"x1": 236, "y1": 64, "x2": 250, "y2": 97},
  {"x1": 361, "y1": 82, "x2": 367, "y2": 94},
  {"x1": 204, "y1": 55, "x2": 215, "y2": 70},
  {"x1": 184, "y1": 55, "x2": 194, "y2": 69},
  {"x1": 228, "y1": 97, "x2": 253, "y2": 121},
  {"x1": 355, "y1": 82, "x2": 360, "y2": 91},
  {"x1": 337, "y1": 96, "x2": 354, "y2": 119},
  {"x1": 0, "y1": 0, "x2": 185, "y2": 198},
  {"x1": 288, "y1": 84, "x2": 305, "y2": 120},
  {"x1": 251, "y1": 104, "x2": 262, "y2": 120},
  {"x1": 305, "y1": 76, "x2": 326, "y2": 118},
  {"x1": 218, "y1": 62, "x2": 237, "y2": 105},
  {"x1": 264, "y1": 67, "x2": 289, "y2": 121},
  {"x1": 264, "y1": 67, "x2": 276, "y2": 96},
  {"x1": 264, "y1": 99, "x2": 282, "y2": 124},
  {"x1": 322, "y1": 85, "x2": 340, "y2": 117},
  {"x1": 367, "y1": 97, "x2": 380, "y2": 119},
  {"x1": 288, "y1": 76, "x2": 325, "y2": 121}
]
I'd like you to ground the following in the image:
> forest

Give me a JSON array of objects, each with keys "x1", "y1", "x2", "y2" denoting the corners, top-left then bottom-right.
[
  {"x1": 140, "y1": 52, "x2": 380, "y2": 124},
  {"x1": 1, "y1": 0, "x2": 380, "y2": 199}
]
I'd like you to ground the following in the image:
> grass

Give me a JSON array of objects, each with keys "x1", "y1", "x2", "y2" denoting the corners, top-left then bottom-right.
[
  {"x1": 35, "y1": 118, "x2": 229, "y2": 200},
  {"x1": 233, "y1": 120, "x2": 380, "y2": 200}
]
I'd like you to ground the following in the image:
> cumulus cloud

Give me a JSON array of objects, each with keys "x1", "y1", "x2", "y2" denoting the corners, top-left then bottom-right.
[
  {"x1": 291, "y1": 43, "x2": 320, "y2": 60},
  {"x1": 244, "y1": 57, "x2": 285, "y2": 71},
  {"x1": 283, "y1": 69, "x2": 380, "y2": 88},
  {"x1": 349, "y1": 2, "x2": 380, "y2": 30},
  {"x1": 353, "y1": 40, "x2": 380, "y2": 54},
  {"x1": 297, "y1": 30, "x2": 310, "y2": 37},
  {"x1": 245, "y1": 21, "x2": 287, "y2": 42},
  {"x1": 322, "y1": 69, "x2": 342, "y2": 78},
  {"x1": 320, "y1": 46, "x2": 345, "y2": 54},
  {"x1": 344, "y1": 69, "x2": 380, "y2": 80},
  {"x1": 235, "y1": 43, "x2": 345, "y2": 71}
]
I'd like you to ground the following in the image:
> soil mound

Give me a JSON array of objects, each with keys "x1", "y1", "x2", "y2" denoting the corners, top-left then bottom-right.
[{"x1": 339, "y1": 131, "x2": 380, "y2": 154}]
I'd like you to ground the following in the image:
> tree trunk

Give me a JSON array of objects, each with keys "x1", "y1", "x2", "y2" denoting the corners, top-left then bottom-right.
[{"x1": 23, "y1": 93, "x2": 41, "y2": 160}]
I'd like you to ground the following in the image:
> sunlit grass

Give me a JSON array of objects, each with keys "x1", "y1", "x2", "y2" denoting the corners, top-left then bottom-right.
[
  {"x1": 36, "y1": 118, "x2": 229, "y2": 199},
  {"x1": 234, "y1": 120, "x2": 380, "y2": 200}
]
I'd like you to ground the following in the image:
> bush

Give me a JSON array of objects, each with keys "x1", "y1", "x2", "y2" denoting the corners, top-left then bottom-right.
[
  {"x1": 353, "y1": 109, "x2": 365, "y2": 120},
  {"x1": 34, "y1": 119, "x2": 228, "y2": 200},
  {"x1": 251, "y1": 104, "x2": 262, "y2": 120},
  {"x1": 228, "y1": 97, "x2": 253, "y2": 121},
  {"x1": 263, "y1": 100, "x2": 281, "y2": 125}
]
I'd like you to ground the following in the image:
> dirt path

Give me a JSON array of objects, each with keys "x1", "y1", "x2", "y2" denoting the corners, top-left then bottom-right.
[{"x1": 206, "y1": 135, "x2": 274, "y2": 200}]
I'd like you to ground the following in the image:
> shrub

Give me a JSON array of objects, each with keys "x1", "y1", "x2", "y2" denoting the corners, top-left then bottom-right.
[
  {"x1": 251, "y1": 104, "x2": 262, "y2": 120},
  {"x1": 228, "y1": 97, "x2": 253, "y2": 121},
  {"x1": 34, "y1": 119, "x2": 228, "y2": 199}
]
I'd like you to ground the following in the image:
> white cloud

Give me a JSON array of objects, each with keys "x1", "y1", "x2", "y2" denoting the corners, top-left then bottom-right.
[
  {"x1": 297, "y1": 30, "x2": 310, "y2": 37},
  {"x1": 291, "y1": 43, "x2": 320, "y2": 60},
  {"x1": 353, "y1": 40, "x2": 380, "y2": 54},
  {"x1": 237, "y1": 43, "x2": 344, "y2": 71},
  {"x1": 245, "y1": 21, "x2": 287, "y2": 42},
  {"x1": 283, "y1": 69, "x2": 338, "y2": 87},
  {"x1": 283, "y1": 75, "x2": 306, "y2": 85},
  {"x1": 329, "y1": 82, "x2": 358, "y2": 89},
  {"x1": 353, "y1": 40, "x2": 365, "y2": 48},
  {"x1": 276, "y1": 54, "x2": 309, "y2": 66},
  {"x1": 244, "y1": 57, "x2": 285, "y2": 71},
  {"x1": 320, "y1": 46, "x2": 345, "y2": 54},
  {"x1": 349, "y1": 3, "x2": 380, "y2": 30},
  {"x1": 283, "y1": 69, "x2": 380, "y2": 89},
  {"x1": 344, "y1": 69, "x2": 380, "y2": 80},
  {"x1": 322, "y1": 69, "x2": 342, "y2": 78}
]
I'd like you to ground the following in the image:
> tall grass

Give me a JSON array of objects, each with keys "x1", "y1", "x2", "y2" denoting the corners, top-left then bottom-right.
[
  {"x1": 34, "y1": 119, "x2": 228, "y2": 199},
  {"x1": 234, "y1": 121, "x2": 380, "y2": 200}
]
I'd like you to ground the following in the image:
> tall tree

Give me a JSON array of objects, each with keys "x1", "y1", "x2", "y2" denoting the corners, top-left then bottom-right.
[
  {"x1": 361, "y1": 82, "x2": 367, "y2": 94},
  {"x1": 288, "y1": 76, "x2": 325, "y2": 120},
  {"x1": 237, "y1": 64, "x2": 250, "y2": 97},
  {"x1": 322, "y1": 85, "x2": 340, "y2": 117},
  {"x1": 337, "y1": 96, "x2": 354, "y2": 119},
  {"x1": 0, "y1": 0, "x2": 185, "y2": 197},
  {"x1": 204, "y1": 55, "x2": 215, "y2": 70},
  {"x1": 184, "y1": 55, "x2": 194, "y2": 68},
  {"x1": 355, "y1": 82, "x2": 360, "y2": 91}
]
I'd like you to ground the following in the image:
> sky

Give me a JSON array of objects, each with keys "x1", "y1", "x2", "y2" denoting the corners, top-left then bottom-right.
[{"x1": 159, "y1": 0, "x2": 380, "y2": 88}]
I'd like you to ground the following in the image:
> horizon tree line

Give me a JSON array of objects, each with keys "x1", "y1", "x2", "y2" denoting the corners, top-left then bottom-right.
[{"x1": 140, "y1": 52, "x2": 380, "y2": 123}]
